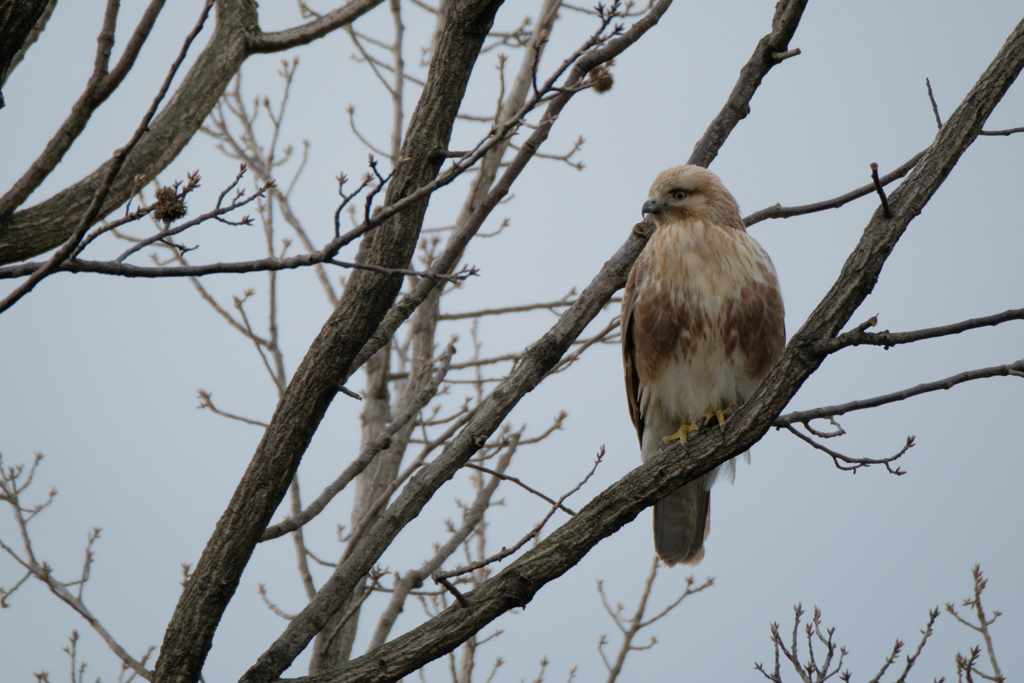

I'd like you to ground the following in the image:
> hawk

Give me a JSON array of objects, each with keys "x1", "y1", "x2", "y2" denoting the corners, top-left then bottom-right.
[{"x1": 621, "y1": 165, "x2": 785, "y2": 565}]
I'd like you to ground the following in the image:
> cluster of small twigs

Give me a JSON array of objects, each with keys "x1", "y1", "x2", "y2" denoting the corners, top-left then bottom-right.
[
  {"x1": 175, "y1": 12, "x2": 631, "y2": 676},
  {"x1": 755, "y1": 603, "x2": 938, "y2": 683},
  {"x1": 782, "y1": 421, "x2": 914, "y2": 476},
  {"x1": 755, "y1": 566, "x2": 1004, "y2": 683},
  {"x1": 597, "y1": 558, "x2": 713, "y2": 683},
  {"x1": 0, "y1": 453, "x2": 153, "y2": 680},
  {"x1": 772, "y1": 308, "x2": 1024, "y2": 476},
  {"x1": 31, "y1": 631, "x2": 154, "y2": 683},
  {"x1": 4, "y1": 1, "x2": 1024, "y2": 682},
  {"x1": 947, "y1": 566, "x2": 1005, "y2": 683},
  {"x1": 431, "y1": 446, "x2": 605, "y2": 603}
]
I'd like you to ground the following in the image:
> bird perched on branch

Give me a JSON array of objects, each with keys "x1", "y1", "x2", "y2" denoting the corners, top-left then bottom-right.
[{"x1": 621, "y1": 165, "x2": 785, "y2": 565}]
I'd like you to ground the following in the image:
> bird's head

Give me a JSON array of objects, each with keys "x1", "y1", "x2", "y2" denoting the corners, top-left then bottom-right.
[{"x1": 642, "y1": 165, "x2": 743, "y2": 229}]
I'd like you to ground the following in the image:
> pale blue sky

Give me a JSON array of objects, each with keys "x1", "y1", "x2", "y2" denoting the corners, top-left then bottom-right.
[{"x1": 1, "y1": 2, "x2": 1022, "y2": 682}]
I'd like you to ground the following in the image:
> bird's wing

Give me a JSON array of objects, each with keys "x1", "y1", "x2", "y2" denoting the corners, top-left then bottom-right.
[
  {"x1": 729, "y1": 236, "x2": 787, "y2": 383},
  {"x1": 621, "y1": 251, "x2": 645, "y2": 448}
]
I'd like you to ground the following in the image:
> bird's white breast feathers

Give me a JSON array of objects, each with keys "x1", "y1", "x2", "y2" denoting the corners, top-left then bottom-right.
[{"x1": 628, "y1": 218, "x2": 783, "y2": 483}]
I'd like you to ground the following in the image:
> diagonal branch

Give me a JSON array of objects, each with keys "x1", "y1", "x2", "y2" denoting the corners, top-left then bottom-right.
[
  {"x1": 775, "y1": 359, "x2": 1024, "y2": 426},
  {"x1": 260, "y1": 344, "x2": 455, "y2": 542},
  {"x1": 151, "y1": 3, "x2": 507, "y2": 681},
  {"x1": 0, "y1": 0, "x2": 382, "y2": 267},
  {"x1": 743, "y1": 151, "x2": 925, "y2": 227},
  {"x1": 463, "y1": 463, "x2": 575, "y2": 515},
  {"x1": 687, "y1": 0, "x2": 807, "y2": 167},
  {"x1": 816, "y1": 307, "x2": 1024, "y2": 354},
  {"x1": 285, "y1": 15, "x2": 1024, "y2": 683},
  {"x1": 0, "y1": 0, "x2": 166, "y2": 216}
]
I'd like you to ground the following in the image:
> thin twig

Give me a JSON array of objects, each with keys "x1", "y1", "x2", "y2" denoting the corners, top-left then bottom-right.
[
  {"x1": 743, "y1": 151, "x2": 924, "y2": 227},
  {"x1": 776, "y1": 359, "x2": 1024, "y2": 426},
  {"x1": 947, "y1": 565, "x2": 1005, "y2": 683},
  {"x1": 784, "y1": 425, "x2": 912, "y2": 475},
  {"x1": 926, "y1": 77, "x2": 943, "y2": 128},
  {"x1": 979, "y1": 126, "x2": 1024, "y2": 136},
  {"x1": 870, "y1": 163, "x2": 892, "y2": 218},
  {"x1": 195, "y1": 390, "x2": 268, "y2": 427},
  {"x1": 434, "y1": 576, "x2": 469, "y2": 608},
  {"x1": 817, "y1": 307, "x2": 1024, "y2": 354},
  {"x1": 433, "y1": 447, "x2": 603, "y2": 582},
  {"x1": 463, "y1": 463, "x2": 575, "y2": 515},
  {"x1": 260, "y1": 344, "x2": 456, "y2": 542},
  {"x1": 0, "y1": 0, "x2": 215, "y2": 314}
]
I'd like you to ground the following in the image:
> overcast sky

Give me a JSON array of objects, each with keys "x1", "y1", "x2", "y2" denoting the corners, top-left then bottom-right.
[{"x1": 2, "y1": 2, "x2": 1022, "y2": 682}]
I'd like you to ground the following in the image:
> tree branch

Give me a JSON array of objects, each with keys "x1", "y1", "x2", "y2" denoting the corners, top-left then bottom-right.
[
  {"x1": 743, "y1": 151, "x2": 925, "y2": 227},
  {"x1": 285, "y1": 15, "x2": 1024, "y2": 682},
  {"x1": 0, "y1": 0, "x2": 166, "y2": 216},
  {"x1": 259, "y1": 344, "x2": 454, "y2": 542},
  {"x1": 0, "y1": 0, "x2": 53, "y2": 106},
  {"x1": 0, "y1": 0, "x2": 215, "y2": 315},
  {"x1": 0, "y1": 0, "x2": 381, "y2": 267},
  {"x1": 816, "y1": 307, "x2": 1024, "y2": 354},
  {"x1": 151, "y1": 3, "x2": 507, "y2": 681},
  {"x1": 433, "y1": 447, "x2": 602, "y2": 583},
  {"x1": 247, "y1": 0, "x2": 387, "y2": 53},
  {"x1": 775, "y1": 359, "x2": 1024, "y2": 426},
  {"x1": 462, "y1": 463, "x2": 575, "y2": 515},
  {"x1": 783, "y1": 425, "x2": 913, "y2": 475},
  {"x1": 687, "y1": 0, "x2": 807, "y2": 167}
]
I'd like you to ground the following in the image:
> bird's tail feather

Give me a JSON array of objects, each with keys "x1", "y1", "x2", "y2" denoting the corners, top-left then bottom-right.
[{"x1": 653, "y1": 480, "x2": 710, "y2": 566}]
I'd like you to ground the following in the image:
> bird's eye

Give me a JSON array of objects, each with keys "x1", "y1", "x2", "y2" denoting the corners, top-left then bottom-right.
[{"x1": 671, "y1": 190, "x2": 688, "y2": 201}]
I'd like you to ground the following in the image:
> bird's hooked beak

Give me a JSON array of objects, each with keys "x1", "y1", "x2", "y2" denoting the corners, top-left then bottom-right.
[{"x1": 641, "y1": 199, "x2": 662, "y2": 220}]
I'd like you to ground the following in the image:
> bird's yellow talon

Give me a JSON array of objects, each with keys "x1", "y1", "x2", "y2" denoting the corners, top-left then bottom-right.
[
  {"x1": 715, "y1": 403, "x2": 735, "y2": 426},
  {"x1": 663, "y1": 421, "x2": 701, "y2": 444},
  {"x1": 714, "y1": 403, "x2": 735, "y2": 433}
]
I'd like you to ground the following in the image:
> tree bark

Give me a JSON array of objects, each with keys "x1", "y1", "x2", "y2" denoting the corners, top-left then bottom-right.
[
  {"x1": 0, "y1": 0, "x2": 53, "y2": 107},
  {"x1": 289, "y1": 14, "x2": 1024, "y2": 683},
  {"x1": 0, "y1": 0, "x2": 383, "y2": 265},
  {"x1": 150, "y1": 2, "x2": 504, "y2": 682}
]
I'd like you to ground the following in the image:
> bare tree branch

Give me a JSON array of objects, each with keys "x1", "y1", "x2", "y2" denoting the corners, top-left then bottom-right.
[
  {"x1": 287, "y1": 15, "x2": 1024, "y2": 682},
  {"x1": 151, "y1": 4, "x2": 510, "y2": 678},
  {"x1": 367, "y1": 435, "x2": 521, "y2": 649},
  {"x1": 783, "y1": 425, "x2": 913, "y2": 475},
  {"x1": 775, "y1": 359, "x2": 1024, "y2": 426},
  {"x1": 0, "y1": 0, "x2": 166, "y2": 214},
  {"x1": 947, "y1": 565, "x2": 1005, "y2": 683},
  {"x1": 816, "y1": 307, "x2": 1024, "y2": 354},
  {"x1": 0, "y1": 455, "x2": 154, "y2": 680},
  {"x1": 0, "y1": 0, "x2": 382, "y2": 267},
  {"x1": 686, "y1": 0, "x2": 807, "y2": 167},
  {"x1": 463, "y1": 462, "x2": 575, "y2": 515},
  {"x1": 247, "y1": 0, "x2": 387, "y2": 53},
  {"x1": 743, "y1": 151, "x2": 925, "y2": 227},
  {"x1": 979, "y1": 126, "x2": 1024, "y2": 136},
  {"x1": 598, "y1": 558, "x2": 712, "y2": 683},
  {"x1": 433, "y1": 446, "x2": 602, "y2": 583},
  {"x1": 0, "y1": 0, "x2": 56, "y2": 97},
  {"x1": 0, "y1": 0, "x2": 215, "y2": 314},
  {"x1": 260, "y1": 344, "x2": 455, "y2": 542}
]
